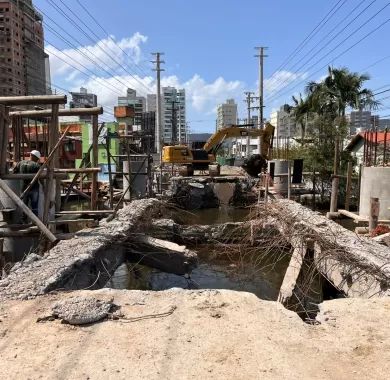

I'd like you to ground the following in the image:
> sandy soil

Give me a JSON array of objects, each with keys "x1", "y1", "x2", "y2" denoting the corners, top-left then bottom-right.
[{"x1": 0, "y1": 289, "x2": 389, "y2": 380}]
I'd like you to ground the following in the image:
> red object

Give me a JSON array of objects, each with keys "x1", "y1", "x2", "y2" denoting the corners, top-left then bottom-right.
[{"x1": 114, "y1": 106, "x2": 134, "y2": 118}]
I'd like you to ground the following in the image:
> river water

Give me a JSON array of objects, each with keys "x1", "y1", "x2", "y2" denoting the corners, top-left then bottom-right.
[{"x1": 106, "y1": 207, "x2": 290, "y2": 301}]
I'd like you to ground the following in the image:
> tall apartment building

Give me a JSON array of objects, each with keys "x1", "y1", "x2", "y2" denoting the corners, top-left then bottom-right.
[
  {"x1": 348, "y1": 111, "x2": 380, "y2": 134},
  {"x1": 162, "y1": 86, "x2": 186, "y2": 144},
  {"x1": 0, "y1": 0, "x2": 50, "y2": 96},
  {"x1": 70, "y1": 87, "x2": 97, "y2": 122},
  {"x1": 217, "y1": 99, "x2": 237, "y2": 130},
  {"x1": 118, "y1": 88, "x2": 146, "y2": 126},
  {"x1": 270, "y1": 104, "x2": 298, "y2": 141},
  {"x1": 146, "y1": 93, "x2": 156, "y2": 112}
]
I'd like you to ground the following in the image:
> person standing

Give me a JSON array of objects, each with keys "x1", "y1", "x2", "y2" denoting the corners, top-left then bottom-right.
[{"x1": 14, "y1": 150, "x2": 41, "y2": 216}]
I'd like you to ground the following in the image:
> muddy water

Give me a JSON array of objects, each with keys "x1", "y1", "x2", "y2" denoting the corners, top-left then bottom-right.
[
  {"x1": 177, "y1": 207, "x2": 251, "y2": 225},
  {"x1": 107, "y1": 207, "x2": 289, "y2": 301},
  {"x1": 107, "y1": 250, "x2": 289, "y2": 301}
]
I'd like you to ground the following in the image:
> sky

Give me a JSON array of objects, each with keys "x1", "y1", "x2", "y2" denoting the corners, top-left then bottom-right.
[{"x1": 34, "y1": 0, "x2": 390, "y2": 132}]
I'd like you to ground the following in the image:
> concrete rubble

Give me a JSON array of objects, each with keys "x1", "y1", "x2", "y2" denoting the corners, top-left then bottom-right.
[
  {"x1": 0, "y1": 199, "x2": 196, "y2": 301},
  {"x1": 49, "y1": 296, "x2": 114, "y2": 325}
]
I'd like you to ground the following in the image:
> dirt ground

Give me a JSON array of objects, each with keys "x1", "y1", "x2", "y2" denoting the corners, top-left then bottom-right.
[{"x1": 0, "y1": 288, "x2": 389, "y2": 380}]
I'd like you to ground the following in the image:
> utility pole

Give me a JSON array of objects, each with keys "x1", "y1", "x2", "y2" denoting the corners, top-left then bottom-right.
[
  {"x1": 178, "y1": 104, "x2": 182, "y2": 144},
  {"x1": 151, "y1": 52, "x2": 164, "y2": 154},
  {"x1": 244, "y1": 92, "x2": 259, "y2": 158},
  {"x1": 255, "y1": 46, "x2": 268, "y2": 155}
]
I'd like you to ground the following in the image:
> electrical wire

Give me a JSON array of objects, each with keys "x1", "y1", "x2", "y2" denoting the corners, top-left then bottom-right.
[
  {"x1": 266, "y1": 16, "x2": 390, "y2": 104},
  {"x1": 269, "y1": 0, "x2": 348, "y2": 78},
  {"x1": 266, "y1": 0, "x2": 376, "y2": 98},
  {"x1": 75, "y1": 0, "x2": 151, "y2": 79},
  {"x1": 43, "y1": 0, "x2": 152, "y2": 96}
]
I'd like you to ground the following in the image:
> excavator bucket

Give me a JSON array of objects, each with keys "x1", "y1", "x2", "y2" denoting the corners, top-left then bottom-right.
[{"x1": 241, "y1": 154, "x2": 267, "y2": 177}]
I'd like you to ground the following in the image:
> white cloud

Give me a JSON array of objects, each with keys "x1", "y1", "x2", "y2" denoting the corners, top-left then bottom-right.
[
  {"x1": 264, "y1": 70, "x2": 308, "y2": 96},
  {"x1": 46, "y1": 32, "x2": 148, "y2": 80},
  {"x1": 47, "y1": 33, "x2": 246, "y2": 131}
]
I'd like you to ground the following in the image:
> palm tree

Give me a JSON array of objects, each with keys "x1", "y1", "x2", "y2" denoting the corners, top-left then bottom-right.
[
  {"x1": 290, "y1": 94, "x2": 311, "y2": 144},
  {"x1": 307, "y1": 66, "x2": 380, "y2": 120}
]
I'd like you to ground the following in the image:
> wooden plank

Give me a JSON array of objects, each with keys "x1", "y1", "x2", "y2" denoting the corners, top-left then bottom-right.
[
  {"x1": 345, "y1": 161, "x2": 353, "y2": 211},
  {"x1": 0, "y1": 105, "x2": 6, "y2": 175},
  {"x1": 0, "y1": 238, "x2": 4, "y2": 278},
  {"x1": 55, "y1": 168, "x2": 101, "y2": 173},
  {"x1": 0, "y1": 95, "x2": 67, "y2": 105},
  {"x1": 9, "y1": 106, "x2": 103, "y2": 118},
  {"x1": 0, "y1": 179, "x2": 57, "y2": 242},
  {"x1": 2, "y1": 173, "x2": 67, "y2": 180},
  {"x1": 338, "y1": 209, "x2": 366, "y2": 222},
  {"x1": 48, "y1": 219, "x2": 96, "y2": 225},
  {"x1": 55, "y1": 210, "x2": 114, "y2": 216},
  {"x1": 91, "y1": 115, "x2": 99, "y2": 210},
  {"x1": 20, "y1": 124, "x2": 72, "y2": 200}
]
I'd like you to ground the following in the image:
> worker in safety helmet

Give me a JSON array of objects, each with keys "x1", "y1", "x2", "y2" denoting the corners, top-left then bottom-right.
[{"x1": 14, "y1": 150, "x2": 41, "y2": 216}]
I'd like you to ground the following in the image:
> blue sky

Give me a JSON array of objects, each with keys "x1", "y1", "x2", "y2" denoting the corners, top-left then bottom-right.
[{"x1": 35, "y1": 0, "x2": 390, "y2": 132}]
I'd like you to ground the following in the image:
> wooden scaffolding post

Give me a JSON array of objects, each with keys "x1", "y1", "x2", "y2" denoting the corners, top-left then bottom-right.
[
  {"x1": 345, "y1": 161, "x2": 353, "y2": 211},
  {"x1": 330, "y1": 135, "x2": 340, "y2": 214},
  {"x1": 91, "y1": 115, "x2": 99, "y2": 210},
  {"x1": 0, "y1": 105, "x2": 8, "y2": 176},
  {"x1": 20, "y1": 124, "x2": 71, "y2": 200},
  {"x1": 0, "y1": 179, "x2": 57, "y2": 243},
  {"x1": 52, "y1": 105, "x2": 61, "y2": 211},
  {"x1": 42, "y1": 104, "x2": 58, "y2": 224}
]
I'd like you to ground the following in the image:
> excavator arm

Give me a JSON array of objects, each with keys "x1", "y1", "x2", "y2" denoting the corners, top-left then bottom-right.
[{"x1": 203, "y1": 123, "x2": 274, "y2": 158}]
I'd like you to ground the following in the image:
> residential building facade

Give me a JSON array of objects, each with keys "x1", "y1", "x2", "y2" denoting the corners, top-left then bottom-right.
[
  {"x1": 270, "y1": 105, "x2": 298, "y2": 142},
  {"x1": 118, "y1": 88, "x2": 146, "y2": 126},
  {"x1": 146, "y1": 94, "x2": 156, "y2": 112},
  {"x1": 0, "y1": 0, "x2": 50, "y2": 96},
  {"x1": 70, "y1": 87, "x2": 98, "y2": 122},
  {"x1": 348, "y1": 111, "x2": 380, "y2": 134},
  {"x1": 217, "y1": 99, "x2": 237, "y2": 130},
  {"x1": 162, "y1": 86, "x2": 186, "y2": 144}
]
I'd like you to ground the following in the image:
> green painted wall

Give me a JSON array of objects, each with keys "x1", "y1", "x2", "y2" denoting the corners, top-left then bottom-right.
[{"x1": 75, "y1": 122, "x2": 120, "y2": 167}]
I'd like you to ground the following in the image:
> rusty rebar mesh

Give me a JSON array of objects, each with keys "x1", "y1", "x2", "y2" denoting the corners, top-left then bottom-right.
[{"x1": 202, "y1": 201, "x2": 390, "y2": 319}]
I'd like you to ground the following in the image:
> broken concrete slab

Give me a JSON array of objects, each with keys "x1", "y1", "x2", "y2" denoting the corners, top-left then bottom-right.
[
  {"x1": 268, "y1": 200, "x2": 390, "y2": 298},
  {"x1": 0, "y1": 199, "x2": 164, "y2": 301},
  {"x1": 49, "y1": 296, "x2": 114, "y2": 325},
  {"x1": 126, "y1": 235, "x2": 198, "y2": 275}
]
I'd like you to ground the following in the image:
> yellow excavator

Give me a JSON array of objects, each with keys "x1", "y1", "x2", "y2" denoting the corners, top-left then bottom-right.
[{"x1": 162, "y1": 123, "x2": 274, "y2": 177}]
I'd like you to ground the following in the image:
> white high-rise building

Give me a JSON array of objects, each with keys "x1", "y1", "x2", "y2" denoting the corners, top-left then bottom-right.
[
  {"x1": 162, "y1": 87, "x2": 186, "y2": 143},
  {"x1": 146, "y1": 94, "x2": 157, "y2": 112},
  {"x1": 217, "y1": 99, "x2": 238, "y2": 130},
  {"x1": 270, "y1": 105, "x2": 298, "y2": 141},
  {"x1": 118, "y1": 88, "x2": 146, "y2": 126}
]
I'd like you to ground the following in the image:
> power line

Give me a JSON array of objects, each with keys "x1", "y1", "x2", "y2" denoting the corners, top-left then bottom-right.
[
  {"x1": 267, "y1": 2, "x2": 390, "y2": 102},
  {"x1": 55, "y1": 0, "x2": 153, "y2": 94},
  {"x1": 266, "y1": 15, "x2": 390, "y2": 104},
  {"x1": 45, "y1": 43, "x2": 125, "y2": 96},
  {"x1": 42, "y1": 0, "x2": 152, "y2": 96},
  {"x1": 269, "y1": 0, "x2": 347, "y2": 78},
  {"x1": 267, "y1": 0, "x2": 376, "y2": 98},
  {"x1": 74, "y1": 0, "x2": 151, "y2": 79},
  {"x1": 361, "y1": 53, "x2": 390, "y2": 72},
  {"x1": 44, "y1": 26, "x2": 130, "y2": 95}
]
